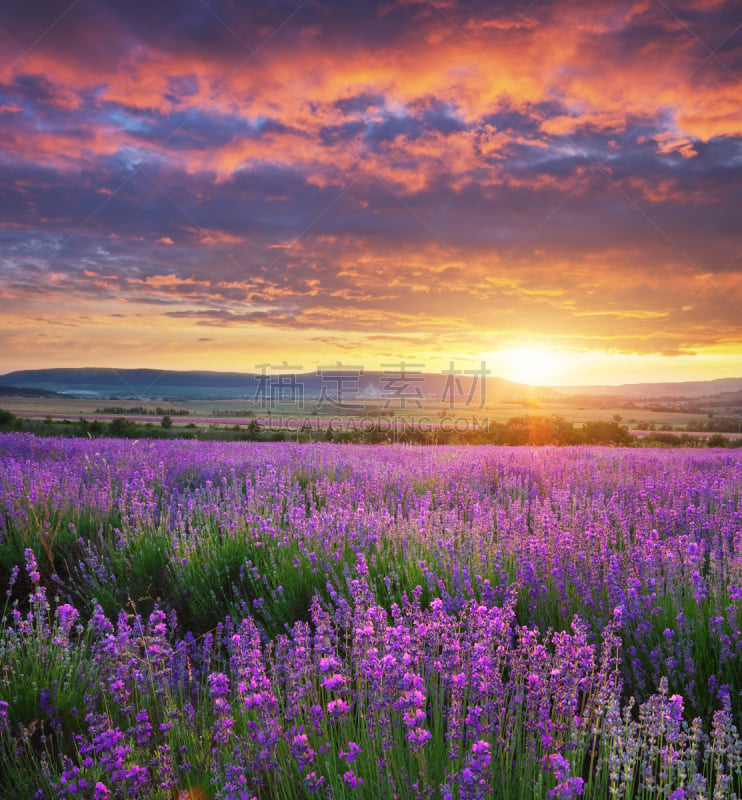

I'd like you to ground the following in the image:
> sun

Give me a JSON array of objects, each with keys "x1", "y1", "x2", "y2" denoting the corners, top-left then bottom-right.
[{"x1": 495, "y1": 345, "x2": 565, "y2": 386}]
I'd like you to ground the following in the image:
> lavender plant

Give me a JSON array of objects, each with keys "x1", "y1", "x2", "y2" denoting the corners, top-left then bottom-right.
[{"x1": 1, "y1": 433, "x2": 741, "y2": 798}]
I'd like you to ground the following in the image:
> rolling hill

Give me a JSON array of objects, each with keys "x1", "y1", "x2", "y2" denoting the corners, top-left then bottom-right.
[{"x1": 0, "y1": 367, "x2": 557, "y2": 403}]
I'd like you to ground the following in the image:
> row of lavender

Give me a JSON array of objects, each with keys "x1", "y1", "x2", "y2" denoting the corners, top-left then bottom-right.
[{"x1": 1, "y1": 433, "x2": 741, "y2": 798}]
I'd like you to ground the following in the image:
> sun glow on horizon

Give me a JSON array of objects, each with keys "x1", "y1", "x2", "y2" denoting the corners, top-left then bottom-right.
[{"x1": 492, "y1": 345, "x2": 569, "y2": 386}]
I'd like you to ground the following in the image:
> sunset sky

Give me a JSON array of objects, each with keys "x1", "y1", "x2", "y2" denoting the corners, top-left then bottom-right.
[{"x1": 1, "y1": 0, "x2": 741, "y2": 385}]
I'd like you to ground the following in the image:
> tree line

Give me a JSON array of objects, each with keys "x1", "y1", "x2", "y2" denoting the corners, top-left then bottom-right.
[{"x1": 1, "y1": 409, "x2": 739, "y2": 447}]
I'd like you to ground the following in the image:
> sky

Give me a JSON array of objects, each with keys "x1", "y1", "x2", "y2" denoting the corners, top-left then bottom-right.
[{"x1": 1, "y1": 0, "x2": 741, "y2": 385}]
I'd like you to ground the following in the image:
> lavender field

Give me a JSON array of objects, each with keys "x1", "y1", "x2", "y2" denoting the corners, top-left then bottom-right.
[{"x1": 1, "y1": 433, "x2": 741, "y2": 799}]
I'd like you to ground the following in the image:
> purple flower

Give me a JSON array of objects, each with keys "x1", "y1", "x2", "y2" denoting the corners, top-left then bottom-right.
[
  {"x1": 322, "y1": 673, "x2": 345, "y2": 692},
  {"x1": 6, "y1": 564, "x2": 19, "y2": 596},
  {"x1": 452, "y1": 672, "x2": 467, "y2": 690},
  {"x1": 549, "y1": 777, "x2": 584, "y2": 799},
  {"x1": 343, "y1": 770, "x2": 363, "y2": 789},
  {"x1": 305, "y1": 771, "x2": 326, "y2": 793},
  {"x1": 407, "y1": 727, "x2": 432, "y2": 749},
  {"x1": 24, "y1": 548, "x2": 40, "y2": 582},
  {"x1": 208, "y1": 672, "x2": 230, "y2": 699},
  {"x1": 340, "y1": 741, "x2": 362, "y2": 762},
  {"x1": 327, "y1": 698, "x2": 350, "y2": 717},
  {"x1": 549, "y1": 753, "x2": 571, "y2": 783}
]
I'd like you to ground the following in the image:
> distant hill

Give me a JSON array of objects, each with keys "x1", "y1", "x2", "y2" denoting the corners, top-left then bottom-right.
[
  {"x1": 558, "y1": 377, "x2": 742, "y2": 400},
  {"x1": 0, "y1": 384, "x2": 62, "y2": 398},
  {"x1": 3, "y1": 368, "x2": 741, "y2": 405},
  {"x1": 0, "y1": 367, "x2": 558, "y2": 403}
]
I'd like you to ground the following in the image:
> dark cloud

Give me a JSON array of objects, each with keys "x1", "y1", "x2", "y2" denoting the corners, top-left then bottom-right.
[{"x1": 334, "y1": 92, "x2": 386, "y2": 115}]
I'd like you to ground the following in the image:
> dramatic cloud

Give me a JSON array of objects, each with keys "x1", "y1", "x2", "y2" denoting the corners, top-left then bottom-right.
[{"x1": 1, "y1": 0, "x2": 741, "y2": 380}]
